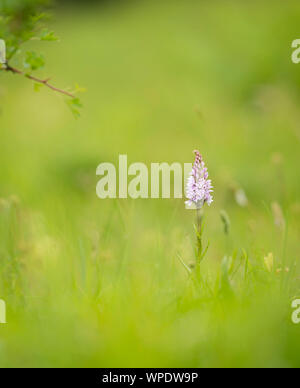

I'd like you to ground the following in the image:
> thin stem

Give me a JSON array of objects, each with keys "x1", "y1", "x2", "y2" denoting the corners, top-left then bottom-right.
[
  {"x1": 196, "y1": 208, "x2": 203, "y2": 263},
  {"x1": 2, "y1": 63, "x2": 75, "y2": 99},
  {"x1": 197, "y1": 208, "x2": 201, "y2": 235}
]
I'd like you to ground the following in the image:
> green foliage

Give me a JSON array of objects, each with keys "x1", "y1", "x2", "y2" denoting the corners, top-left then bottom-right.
[
  {"x1": 0, "y1": 0, "x2": 82, "y2": 115},
  {"x1": 39, "y1": 28, "x2": 58, "y2": 41},
  {"x1": 67, "y1": 97, "x2": 83, "y2": 119},
  {"x1": 0, "y1": 0, "x2": 51, "y2": 60},
  {"x1": 33, "y1": 82, "x2": 43, "y2": 92},
  {"x1": 24, "y1": 50, "x2": 44, "y2": 71}
]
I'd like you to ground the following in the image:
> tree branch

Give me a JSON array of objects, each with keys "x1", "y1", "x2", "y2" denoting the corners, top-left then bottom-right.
[{"x1": 2, "y1": 63, "x2": 75, "y2": 99}]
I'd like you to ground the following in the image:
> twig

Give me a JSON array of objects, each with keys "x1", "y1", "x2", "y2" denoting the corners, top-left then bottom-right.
[{"x1": 2, "y1": 63, "x2": 75, "y2": 99}]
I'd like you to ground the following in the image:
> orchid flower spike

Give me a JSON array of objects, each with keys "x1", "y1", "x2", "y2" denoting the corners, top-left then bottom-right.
[{"x1": 186, "y1": 150, "x2": 213, "y2": 209}]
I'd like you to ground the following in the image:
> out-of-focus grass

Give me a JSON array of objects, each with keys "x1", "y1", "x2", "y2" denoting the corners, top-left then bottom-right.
[{"x1": 0, "y1": 0, "x2": 300, "y2": 367}]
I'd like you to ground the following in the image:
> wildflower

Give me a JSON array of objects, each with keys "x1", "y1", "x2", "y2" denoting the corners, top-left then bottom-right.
[{"x1": 186, "y1": 150, "x2": 213, "y2": 209}]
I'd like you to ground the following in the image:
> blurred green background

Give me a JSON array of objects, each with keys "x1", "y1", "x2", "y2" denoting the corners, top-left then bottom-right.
[{"x1": 0, "y1": 0, "x2": 300, "y2": 367}]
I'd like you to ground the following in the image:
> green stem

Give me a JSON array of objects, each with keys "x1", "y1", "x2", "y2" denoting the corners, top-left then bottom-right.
[{"x1": 196, "y1": 208, "x2": 203, "y2": 264}]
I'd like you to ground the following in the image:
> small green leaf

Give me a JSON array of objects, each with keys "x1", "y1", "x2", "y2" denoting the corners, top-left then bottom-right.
[
  {"x1": 31, "y1": 13, "x2": 48, "y2": 23},
  {"x1": 74, "y1": 84, "x2": 87, "y2": 93},
  {"x1": 67, "y1": 98, "x2": 83, "y2": 119},
  {"x1": 40, "y1": 29, "x2": 59, "y2": 42},
  {"x1": 33, "y1": 83, "x2": 43, "y2": 92},
  {"x1": 24, "y1": 51, "x2": 45, "y2": 72}
]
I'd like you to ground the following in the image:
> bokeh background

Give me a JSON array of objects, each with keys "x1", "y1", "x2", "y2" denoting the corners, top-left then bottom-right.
[{"x1": 0, "y1": 0, "x2": 300, "y2": 367}]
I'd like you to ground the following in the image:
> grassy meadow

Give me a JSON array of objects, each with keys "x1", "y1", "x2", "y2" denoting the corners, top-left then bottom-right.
[{"x1": 0, "y1": 0, "x2": 300, "y2": 367}]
